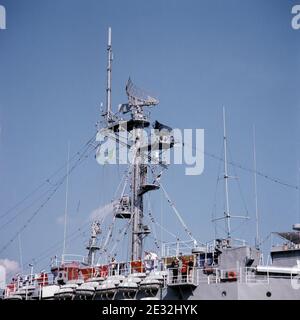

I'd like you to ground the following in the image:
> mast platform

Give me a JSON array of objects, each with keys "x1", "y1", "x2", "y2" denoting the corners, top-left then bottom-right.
[
  {"x1": 138, "y1": 184, "x2": 160, "y2": 196},
  {"x1": 108, "y1": 119, "x2": 150, "y2": 133}
]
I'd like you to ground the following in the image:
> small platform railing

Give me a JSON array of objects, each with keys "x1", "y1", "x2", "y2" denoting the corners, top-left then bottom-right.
[
  {"x1": 165, "y1": 267, "x2": 280, "y2": 287},
  {"x1": 167, "y1": 267, "x2": 198, "y2": 286}
]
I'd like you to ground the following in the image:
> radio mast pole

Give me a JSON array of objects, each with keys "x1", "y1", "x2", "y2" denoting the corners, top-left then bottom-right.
[
  {"x1": 106, "y1": 27, "x2": 112, "y2": 123},
  {"x1": 223, "y1": 107, "x2": 231, "y2": 239}
]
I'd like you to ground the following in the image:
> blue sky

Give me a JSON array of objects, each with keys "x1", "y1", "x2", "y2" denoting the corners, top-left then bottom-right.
[{"x1": 0, "y1": 0, "x2": 299, "y2": 275}]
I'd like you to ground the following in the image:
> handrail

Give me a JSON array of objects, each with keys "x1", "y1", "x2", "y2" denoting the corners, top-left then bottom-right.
[
  {"x1": 166, "y1": 266, "x2": 284, "y2": 286},
  {"x1": 167, "y1": 267, "x2": 198, "y2": 285}
]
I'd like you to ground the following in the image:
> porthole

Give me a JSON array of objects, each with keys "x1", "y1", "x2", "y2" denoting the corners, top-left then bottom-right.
[
  {"x1": 266, "y1": 291, "x2": 272, "y2": 297},
  {"x1": 221, "y1": 291, "x2": 227, "y2": 297}
]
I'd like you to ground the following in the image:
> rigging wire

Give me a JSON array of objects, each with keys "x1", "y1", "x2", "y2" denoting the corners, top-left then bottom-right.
[
  {"x1": 0, "y1": 188, "x2": 53, "y2": 231},
  {"x1": 149, "y1": 216, "x2": 179, "y2": 240},
  {"x1": 222, "y1": 144, "x2": 251, "y2": 237},
  {"x1": 0, "y1": 142, "x2": 97, "y2": 255},
  {"x1": 145, "y1": 194, "x2": 160, "y2": 250},
  {"x1": 227, "y1": 143, "x2": 249, "y2": 217},
  {"x1": 159, "y1": 183, "x2": 198, "y2": 244},
  {"x1": 0, "y1": 140, "x2": 95, "y2": 232},
  {"x1": 0, "y1": 134, "x2": 96, "y2": 221},
  {"x1": 182, "y1": 142, "x2": 299, "y2": 190},
  {"x1": 5, "y1": 220, "x2": 92, "y2": 280},
  {"x1": 206, "y1": 149, "x2": 299, "y2": 190},
  {"x1": 114, "y1": 127, "x2": 291, "y2": 195},
  {"x1": 0, "y1": 140, "x2": 94, "y2": 231},
  {"x1": 108, "y1": 222, "x2": 131, "y2": 258}
]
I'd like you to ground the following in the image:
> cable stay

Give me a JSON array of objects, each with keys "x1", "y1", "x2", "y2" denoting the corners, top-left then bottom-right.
[
  {"x1": 145, "y1": 194, "x2": 160, "y2": 250},
  {"x1": 0, "y1": 141, "x2": 97, "y2": 255},
  {"x1": 145, "y1": 192, "x2": 183, "y2": 243},
  {"x1": 5, "y1": 219, "x2": 92, "y2": 280},
  {"x1": 108, "y1": 217, "x2": 133, "y2": 259},
  {"x1": 0, "y1": 134, "x2": 97, "y2": 224},
  {"x1": 0, "y1": 188, "x2": 53, "y2": 231},
  {"x1": 182, "y1": 141, "x2": 299, "y2": 191},
  {"x1": 159, "y1": 183, "x2": 198, "y2": 245}
]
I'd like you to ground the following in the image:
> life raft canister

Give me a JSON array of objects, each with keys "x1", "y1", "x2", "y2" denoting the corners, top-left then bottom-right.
[{"x1": 226, "y1": 271, "x2": 237, "y2": 280}]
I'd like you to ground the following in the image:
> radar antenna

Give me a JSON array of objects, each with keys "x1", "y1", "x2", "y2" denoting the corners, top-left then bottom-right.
[{"x1": 126, "y1": 78, "x2": 159, "y2": 107}]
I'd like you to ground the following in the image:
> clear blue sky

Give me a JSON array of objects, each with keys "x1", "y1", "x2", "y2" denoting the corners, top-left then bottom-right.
[{"x1": 0, "y1": 0, "x2": 299, "y2": 273}]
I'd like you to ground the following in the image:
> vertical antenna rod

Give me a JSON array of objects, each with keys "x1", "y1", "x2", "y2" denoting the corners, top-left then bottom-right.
[
  {"x1": 253, "y1": 125, "x2": 260, "y2": 248},
  {"x1": 62, "y1": 142, "x2": 70, "y2": 263},
  {"x1": 18, "y1": 233, "x2": 23, "y2": 274},
  {"x1": 223, "y1": 107, "x2": 231, "y2": 239},
  {"x1": 106, "y1": 27, "x2": 113, "y2": 122}
]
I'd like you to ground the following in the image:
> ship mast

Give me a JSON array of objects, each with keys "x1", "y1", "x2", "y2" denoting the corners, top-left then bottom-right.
[
  {"x1": 105, "y1": 27, "x2": 113, "y2": 123},
  {"x1": 211, "y1": 107, "x2": 249, "y2": 242},
  {"x1": 253, "y1": 125, "x2": 260, "y2": 248},
  {"x1": 223, "y1": 107, "x2": 231, "y2": 239},
  {"x1": 86, "y1": 221, "x2": 101, "y2": 266},
  {"x1": 62, "y1": 142, "x2": 70, "y2": 263},
  {"x1": 124, "y1": 79, "x2": 159, "y2": 261},
  {"x1": 131, "y1": 112, "x2": 148, "y2": 260},
  {"x1": 98, "y1": 29, "x2": 163, "y2": 261}
]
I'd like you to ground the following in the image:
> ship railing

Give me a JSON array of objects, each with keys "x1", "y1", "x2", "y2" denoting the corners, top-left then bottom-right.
[
  {"x1": 104, "y1": 259, "x2": 167, "y2": 277},
  {"x1": 199, "y1": 267, "x2": 270, "y2": 285},
  {"x1": 166, "y1": 266, "x2": 266, "y2": 286},
  {"x1": 167, "y1": 267, "x2": 198, "y2": 286},
  {"x1": 196, "y1": 267, "x2": 273, "y2": 285},
  {"x1": 191, "y1": 266, "x2": 291, "y2": 285},
  {"x1": 195, "y1": 267, "x2": 246, "y2": 285},
  {"x1": 243, "y1": 267, "x2": 299, "y2": 284},
  {"x1": 51, "y1": 254, "x2": 87, "y2": 267},
  {"x1": 243, "y1": 267, "x2": 269, "y2": 284},
  {"x1": 195, "y1": 267, "x2": 219, "y2": 284},
  {"x1": 162, "y1": 240, "x2": 198, "y2": 257},
  {"x1": 242, "y1": 267, "x2": 294, "y2": 284},
  {"x1": 161, "y1": 238, "x2": 249, "y2": 258},
  {"x1": 4, "y1": 271, "x2": 56, "y2": 298}
]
